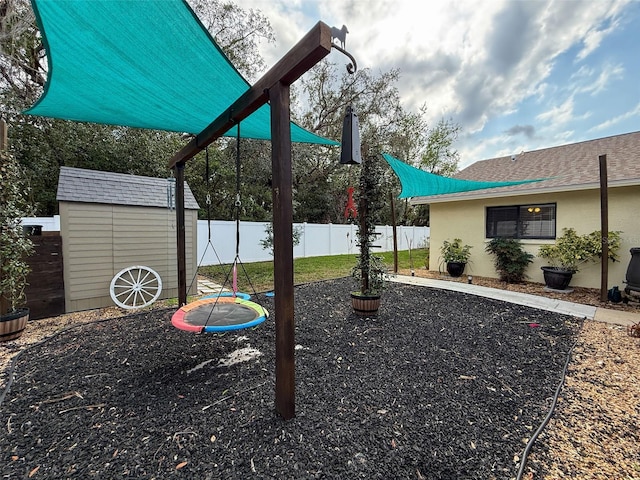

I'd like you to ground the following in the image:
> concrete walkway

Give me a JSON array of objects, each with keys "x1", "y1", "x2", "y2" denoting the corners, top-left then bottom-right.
[
  {"x1": 391, "y1": 275, "x2": 640, "y2": 327},
  {"x1": 197, "y1": 278, "x2": 230, "y2": 296},
  {"x1": 196, "y1": 275, "x2": 640, "y2": 327}
]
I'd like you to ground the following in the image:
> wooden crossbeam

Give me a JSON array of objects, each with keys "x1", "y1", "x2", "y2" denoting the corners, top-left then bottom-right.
[{"x1": 168, "y1": 21, "x2": 332, "y2": 169}]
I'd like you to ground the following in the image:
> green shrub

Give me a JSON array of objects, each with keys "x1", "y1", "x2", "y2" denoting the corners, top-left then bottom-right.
[
  {"x1": 440, "y1": 238, "x2": 472, "y2": 263},
  {"x1": 1, "y1": 142, "x2": 35, "y2": 314},
  {"x1": 485, "y1": 238, "x2": 533, "y2": 283},
  {"x1": 538, "y1": 228, "x2": 622, "y2": 272}
]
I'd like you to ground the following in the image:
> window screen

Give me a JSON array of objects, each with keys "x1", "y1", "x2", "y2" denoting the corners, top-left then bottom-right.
[{"x1": 486, "y1": 204, "x2": 556, "y2": 239}]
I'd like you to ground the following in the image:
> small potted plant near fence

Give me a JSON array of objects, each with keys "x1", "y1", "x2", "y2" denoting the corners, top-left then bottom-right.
[
  {"x1": 350, "y1": 151, "x2": 388, "y2": 316},
  {"x1": 440, "y1": 238, "x2": 472, "y2": 277},
  {"x1": 485, "y1": 237, "x2": 534, "y2": 283},
  {"x1": 1, "y1": 120, "x2": 35, "y2": 341},
  {"x1": 538, "y1": 227, "x2": 621, "y2": 290}
]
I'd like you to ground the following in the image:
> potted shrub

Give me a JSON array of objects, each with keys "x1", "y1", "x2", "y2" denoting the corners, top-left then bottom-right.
[
  {"x1": 350, "y1": 151, "x2": 388, "y2": 316},
  {"x1": 485, "y1": 237, "x2": 534, "y2": 283},
  {"x1": 538, "y1": 227, "x2": 621, "y2": 290},
  {"x1": 1, "y1": 121, "x2": 35, "y2": 341},
  {"x1": 440, "y1": 238, "x2": 472, "y2": 277}
]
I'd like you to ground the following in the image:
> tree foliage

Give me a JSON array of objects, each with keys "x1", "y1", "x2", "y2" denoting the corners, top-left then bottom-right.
[
  {"x1": 259, "y1": 222, "x2": 303, "y2": 257},
  {"x1": 419, "y1": 118, "x2": 460, "y2": 176},
  {"x1": 0, "y1": 0, "x2": 44, "y2": 106},
  {"x1": 188, "y1": 0, "x2": 274, "y2": 82},
  {"x1": 297, "y1": 61, "x2": 461, "y2": 225}
]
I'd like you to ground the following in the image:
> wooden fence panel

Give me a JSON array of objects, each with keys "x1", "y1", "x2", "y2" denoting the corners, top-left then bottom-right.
[{"x1": 25, "y1": 233, "x2": 65, "y2": 320}]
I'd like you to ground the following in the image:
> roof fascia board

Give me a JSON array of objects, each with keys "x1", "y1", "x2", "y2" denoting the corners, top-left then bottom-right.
[{"x1": 409, "y1": 179, "x2": 640, "y2": 205}]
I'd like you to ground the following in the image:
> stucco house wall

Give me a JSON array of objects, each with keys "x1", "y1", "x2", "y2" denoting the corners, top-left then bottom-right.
[
  {"x1": 57, "y1": 167, "x2": 199, "y2": 312},
  {"x1": 429, "y1": 186, "x2": 639, "y2": 289},
  {"x1": 417, "y1": 131, "x2": 640, "y2": 290}
]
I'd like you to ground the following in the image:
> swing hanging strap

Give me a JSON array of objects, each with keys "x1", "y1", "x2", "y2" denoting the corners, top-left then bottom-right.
[
  {"x1": 232, "y1": 123, "x2": 241, "y2": 294},
  {"x1": 206, "y1": 146, "x2": 212, "y2": 241},
  {"x1": 186, "y1": 145, "x2": 225, "y2": 298},
  {"x1": 229, "y1": 120, "x2": 259, "y2": 300},
  {"x1": 235, "y1": 122, "x2": 241, "y2": 259}
]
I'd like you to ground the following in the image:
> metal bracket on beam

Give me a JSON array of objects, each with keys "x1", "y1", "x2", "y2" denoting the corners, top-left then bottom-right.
[{"x1": 331, "y1": 44, "x2": 358, "y2": 74}]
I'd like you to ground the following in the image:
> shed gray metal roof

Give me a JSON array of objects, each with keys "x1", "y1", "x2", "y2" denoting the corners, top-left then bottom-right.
[
  {"x1": 56, "y1": 166, "x2": 200, "y2": 210},
  {"x1": 411, "y1": 130, "x2": 640, "y2": 204}
]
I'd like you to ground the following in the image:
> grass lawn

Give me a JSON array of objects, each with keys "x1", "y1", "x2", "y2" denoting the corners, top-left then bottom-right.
[{"x1": 198, "y1": 248, "x2": 429, "y2": 292}]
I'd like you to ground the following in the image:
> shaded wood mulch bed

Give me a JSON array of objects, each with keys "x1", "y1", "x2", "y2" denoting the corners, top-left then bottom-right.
[{"x1": 0, "y1": 278, "x2": 583, "y2": 479}]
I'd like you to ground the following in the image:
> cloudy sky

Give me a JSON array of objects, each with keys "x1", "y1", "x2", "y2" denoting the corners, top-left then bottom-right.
[{"x1": 234, "y1": 0, "x2": 639, "y2": 169}]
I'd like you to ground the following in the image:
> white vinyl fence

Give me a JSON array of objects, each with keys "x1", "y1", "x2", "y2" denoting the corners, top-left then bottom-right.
[
  {"x1": 21, "y1": 215, "x2": 61, "y2": 231},
  {"x1": 196, "y1": 220, "x2": 429, "y2": 265},
  {"x1": 22, "y1": 216, "x2": 429, "y2": 266}
]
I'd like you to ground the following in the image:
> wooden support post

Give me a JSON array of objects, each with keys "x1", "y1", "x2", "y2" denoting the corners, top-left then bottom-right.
[
  {"x1": 0, "y1": 118, "x2": 7, "y2": 151},
  {"x1": 599, "y1": 154, "x2": 609, "y2": 302},
  {"x1": 390, "y1": 192, "x2": 398, "y2": 273},
  {"x1": 270, "y1": 82, "x2": 295, "y2": 420},
  {"x1": 175, "y1": 162, "x2": 187, "y2": 306}
]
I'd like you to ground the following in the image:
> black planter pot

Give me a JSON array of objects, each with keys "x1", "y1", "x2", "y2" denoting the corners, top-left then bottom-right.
[
  {"x1": 541, "y1": 266, "x2": 574, "y2": 290},
  {"x1": 22, "y1": 225, "x2": 42, "y2": 236},
  {"x1": 446, "y1": 261, "x2": 466, "y2": 278}
]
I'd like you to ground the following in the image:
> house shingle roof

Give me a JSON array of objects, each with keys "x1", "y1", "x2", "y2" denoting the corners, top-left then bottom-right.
[
  {"x1": 412, "y1": 131, "x2": 640, "y2": 204},
  {"x1": 56, "y1": 166, "x2": 200, "y2": 210}
]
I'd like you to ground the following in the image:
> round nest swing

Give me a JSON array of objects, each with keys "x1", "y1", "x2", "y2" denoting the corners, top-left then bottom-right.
[
  {"x1": 172, "y1": 123, "x2": 268, "y2": 334},
  {"x1": 171, "y1": 296, "x2": 268, "y2": 333}
]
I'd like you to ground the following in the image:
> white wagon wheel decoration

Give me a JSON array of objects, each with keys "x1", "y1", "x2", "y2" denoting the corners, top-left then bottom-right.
[{"x1": 110, "y1": 266, "x2": 162, "y2": 309}]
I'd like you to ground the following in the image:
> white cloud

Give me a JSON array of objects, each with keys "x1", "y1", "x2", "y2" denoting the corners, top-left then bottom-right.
[
  {"x1": 576, "y1": 12, "x2": 624, "y2": 61},
  {"x1": 536, "y1": 97, "x2": 576, "y2": 125},
  {"x1": 590, "y1": 102, "x2": 640, "y2": 132},
  {"x1": 232, "y1": 0, "x2": 636, "y2": 165},
  {"x1": 587, "y1": 63, "x2": 624, "y2": 96}
]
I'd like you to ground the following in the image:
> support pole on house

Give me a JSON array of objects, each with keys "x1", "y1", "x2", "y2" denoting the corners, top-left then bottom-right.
[{"x1": 599, "y1": 154, "x2": 609, "y2": 302}]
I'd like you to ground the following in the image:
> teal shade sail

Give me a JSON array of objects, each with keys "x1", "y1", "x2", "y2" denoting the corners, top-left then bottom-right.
[
  {"x1": 25, "y1": 0, "x2": 336, "y2": 145},
  {"x1": 383, "y1": 153, "x2": 545, "y2": 199}
]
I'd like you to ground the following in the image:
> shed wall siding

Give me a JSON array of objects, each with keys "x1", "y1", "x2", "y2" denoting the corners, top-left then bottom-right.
[
  {"x1": 429, "y1": 186, "x2": 640, "y2": 289},
  {"x1": 61, "y1": 202, "x2": 197, "y2": 312}
]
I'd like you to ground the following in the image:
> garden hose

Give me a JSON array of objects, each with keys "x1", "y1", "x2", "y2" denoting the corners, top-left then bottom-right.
[{"x1": 516, "y1": 318, "x2": 585, "y2": 479}]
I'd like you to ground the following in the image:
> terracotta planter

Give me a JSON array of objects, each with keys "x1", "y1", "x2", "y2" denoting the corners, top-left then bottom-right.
[
  {"x1": 446, "y1": 261, "x2": 466, "y2": 278},
  {"x1": 541, "y1": 266, "x2": 574, "y2": 290},
  {"x1": 0, "y1": 308, "x2": 29, "y2": 342},
  {"x1": 351, "y1": 292, "x2": 381, "y2": 316}
]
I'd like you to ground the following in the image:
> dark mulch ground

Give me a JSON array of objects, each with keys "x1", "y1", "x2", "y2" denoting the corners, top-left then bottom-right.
[{"x1": 1, "y1": 278, "x2": 582, "y2": 479}]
